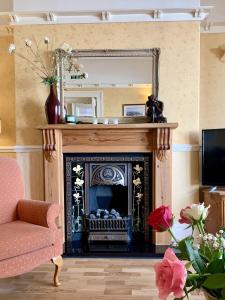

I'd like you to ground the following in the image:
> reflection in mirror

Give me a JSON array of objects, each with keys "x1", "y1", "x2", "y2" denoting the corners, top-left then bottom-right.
[
  {"x1": 56, "y1": 49, "x2": 159, "y2": 122},
  {"x1": 64, "y1": 90, "x2": 103, "y2": 117}
]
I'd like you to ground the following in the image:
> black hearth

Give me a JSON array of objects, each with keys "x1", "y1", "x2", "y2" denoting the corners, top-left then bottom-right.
[{"x1": 64, "y1": 153, "x2": 152, "y2": 255}]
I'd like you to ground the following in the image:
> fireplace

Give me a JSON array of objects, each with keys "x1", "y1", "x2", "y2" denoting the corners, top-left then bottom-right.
[
  {"x1": 64, "y1": 153, "x2": 151, "y2": 254},
  {"x1": 39, "y1": 123, "x2": 178, "y2": 253}
]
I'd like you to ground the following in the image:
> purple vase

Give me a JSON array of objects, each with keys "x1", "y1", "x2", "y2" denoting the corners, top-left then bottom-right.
[{"x1": 45, "y1": 84, "x2": 61, "y2": 124}]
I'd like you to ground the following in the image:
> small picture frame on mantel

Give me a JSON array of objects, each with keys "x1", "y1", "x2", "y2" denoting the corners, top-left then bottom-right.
[{"x1": 123, "y1": 104, "x2": 146, "y2": 117}]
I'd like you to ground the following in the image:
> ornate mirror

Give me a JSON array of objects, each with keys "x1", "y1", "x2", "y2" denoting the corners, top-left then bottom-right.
[{"x1": 56, "y1": 48, "x2": 160, "y2": 122}]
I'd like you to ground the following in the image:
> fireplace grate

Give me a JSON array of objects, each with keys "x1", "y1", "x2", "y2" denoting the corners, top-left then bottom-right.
[{"x1": 86, "y1": 217, "x2": 130, "y2": 231}]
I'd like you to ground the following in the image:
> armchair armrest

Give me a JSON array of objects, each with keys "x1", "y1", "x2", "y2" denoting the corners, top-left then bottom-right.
[{"x1": 17, "y1": 199, "x2": 60, "y2": 231}]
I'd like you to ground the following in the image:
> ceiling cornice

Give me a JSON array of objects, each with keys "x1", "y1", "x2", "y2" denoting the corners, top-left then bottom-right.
[
  {"x1": 201, "y1": 21, "x2": 225, "y2": 33},
  {"x1": 0, "y1": 0, "x2": 211, "y2": 25}
]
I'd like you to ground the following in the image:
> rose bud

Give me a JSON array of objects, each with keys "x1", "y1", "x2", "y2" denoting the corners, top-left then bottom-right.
[
  {"x1": 179, "y1": 203, "x2": 210, "y2": 224},
  {"x1": 147, "y1": 205, "x2": 173, "y2": 232}
]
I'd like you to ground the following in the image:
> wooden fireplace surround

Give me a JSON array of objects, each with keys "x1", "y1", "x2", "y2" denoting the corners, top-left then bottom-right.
[{"x1": 39, "y1": 123, "x2": 178, "y2": 245}]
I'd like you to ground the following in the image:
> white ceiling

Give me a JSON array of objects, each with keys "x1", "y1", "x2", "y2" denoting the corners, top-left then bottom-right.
[
  {"x1": 0, "y1": 0, "x2": 203, "y2": 12},
  {"x1": 0, "y1": 0, "x2": 223, "y2": 32}
]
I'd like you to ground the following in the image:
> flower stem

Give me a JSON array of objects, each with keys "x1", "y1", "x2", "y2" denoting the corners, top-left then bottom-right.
[
  {"x1": 196, "y1": 222, "x2": 204, "y2": 236},
  {"x1": 168, "y1": 228, "x2": 179, "y2": 243},
  {"x1": 200, "y1": 220, "x2": 206, "y2": 236},
  {"x1": 16, "y1": 53, "x2": 48, "y2": 77},
  {"x1": 188, "y1": 273, "x2": 210, "y2": 279}
]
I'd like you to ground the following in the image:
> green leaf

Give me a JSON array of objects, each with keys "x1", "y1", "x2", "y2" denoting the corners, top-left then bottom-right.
[
  {"x1": 178, "y1": 237, "x2": 192, "y2": 260},
  {"x1": 203, "y1": 274, "x2": 225, "y2": 289},
  {"x1": 179, "y1": 239, "x2": 205, "y2": 273},
  {"x1": 207, "y1": 259, "x2": 225, "y2": 274},
  {"x1": 200, "y1": 243, "x2": 212, "y2": 262},
  {"x1": 41, "y1": 76, "x2": 60, "y2": 85},
  {"x1": 199, "y1": 252, "x2": 210, "y2": 263},
  {"x1": 185, "y1": 276, "x2": 199, "y2": 288},
  {"x1": 222, "y1": 288, "x2": 225, "y2": 296}
]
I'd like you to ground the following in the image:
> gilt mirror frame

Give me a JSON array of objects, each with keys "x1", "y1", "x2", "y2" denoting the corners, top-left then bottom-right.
[{"x1": 55, "y1": 48, "x2": 160, "y2": 121}]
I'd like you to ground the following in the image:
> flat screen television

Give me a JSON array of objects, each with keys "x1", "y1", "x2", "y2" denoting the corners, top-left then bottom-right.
[{"x1": 202, "y1": 129, "x2": 225, "y2": 186}]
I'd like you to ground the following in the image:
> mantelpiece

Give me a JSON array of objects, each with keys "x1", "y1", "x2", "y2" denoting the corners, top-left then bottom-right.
[{"x1": 39, "y1": 123, "x2": 178, "y2": 246}]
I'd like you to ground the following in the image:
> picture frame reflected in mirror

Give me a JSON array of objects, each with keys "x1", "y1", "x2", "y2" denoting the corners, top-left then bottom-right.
[{"x1": 123, "y1": 104, "x2": 146, "y2": 117}]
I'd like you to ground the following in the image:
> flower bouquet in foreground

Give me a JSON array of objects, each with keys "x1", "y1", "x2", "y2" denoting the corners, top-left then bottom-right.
[{"x1": 148, "y1": 204, "x2": 225, "y2": 300}]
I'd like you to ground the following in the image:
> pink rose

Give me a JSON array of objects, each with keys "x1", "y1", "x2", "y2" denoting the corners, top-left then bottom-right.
[
  {"x1": 147, "y1": 205, "x2": 173, "y2": 232},
  {"x1": 179, "y1": 206, "x2": 192, "y2": 224},
  {"x1": 154, "y1": 248, "x2": 187, "y2": 300}
]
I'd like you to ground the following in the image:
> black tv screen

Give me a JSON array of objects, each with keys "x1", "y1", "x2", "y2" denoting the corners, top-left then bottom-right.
[{"x1": 202, "y1": 129, "x2": 225, "y2": 186}]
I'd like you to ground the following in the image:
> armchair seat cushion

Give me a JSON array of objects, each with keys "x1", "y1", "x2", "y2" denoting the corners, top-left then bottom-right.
[{"x1": 0, "y1": 221, "x2": 55, "y2": 261}]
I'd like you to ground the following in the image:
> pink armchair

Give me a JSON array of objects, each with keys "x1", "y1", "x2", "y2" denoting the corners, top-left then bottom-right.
[{"x1": 0, "y1": 157, "x2": 63, "y2": 286}]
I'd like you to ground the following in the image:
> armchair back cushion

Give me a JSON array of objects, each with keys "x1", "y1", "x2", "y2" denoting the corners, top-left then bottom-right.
[{"x1": 0, "y1": 157, "x2": 24, "y2": 224}]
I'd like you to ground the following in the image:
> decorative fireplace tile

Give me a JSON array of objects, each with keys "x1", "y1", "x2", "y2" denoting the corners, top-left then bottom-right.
[
  {"x1": 132, "y1": 163, "x2": 144, "y2": 232},
  {"x1": 72, "y1": 163, "x2": 85, "y2": 234}
]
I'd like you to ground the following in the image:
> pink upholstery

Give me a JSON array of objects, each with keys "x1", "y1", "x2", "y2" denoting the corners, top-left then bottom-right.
[
  {"x1": 0, "y1": 157, "x2": 24, "y2": 224},
  {"x1": 0, "y1": 246, "x2": 56, "y2": 278},
  {"x1": 0, "y1": 221, "x2": 54, "y2": 261},
  {"x1": 0, "y1": 157, "x2": 62, "y2": 279},
  {"x1": 17, "y1": 199, "x2": 60, "y2": 231}
]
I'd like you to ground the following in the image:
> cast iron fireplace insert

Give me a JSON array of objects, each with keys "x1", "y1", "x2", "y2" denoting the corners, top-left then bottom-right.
[{"x1": 64, "y1": 153, "x2": 153, "y2": 256}]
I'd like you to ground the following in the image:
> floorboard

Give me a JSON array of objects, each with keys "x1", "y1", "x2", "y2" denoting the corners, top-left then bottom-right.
[{"x1": 0, "y1": 258, "x2": 204, "y2": 300}]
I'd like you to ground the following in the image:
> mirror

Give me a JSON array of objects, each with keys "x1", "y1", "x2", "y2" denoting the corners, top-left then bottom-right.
[{"x1": 56, "y1": 48, "x2": 160, "y2": 123}]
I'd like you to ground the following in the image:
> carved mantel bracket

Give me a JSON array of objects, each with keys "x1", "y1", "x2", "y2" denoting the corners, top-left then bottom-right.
[
  {"x1": 156, "y1": 127, "x2": 171, "y2": 161},
  {"x1": 42, "y1": 129, "x2": 57, "y2": 162}
]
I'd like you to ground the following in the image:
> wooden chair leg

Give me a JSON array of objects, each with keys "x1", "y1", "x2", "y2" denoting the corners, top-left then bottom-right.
[{"x1": 51, "y1": 256, "x2": 63, "y2": 287}]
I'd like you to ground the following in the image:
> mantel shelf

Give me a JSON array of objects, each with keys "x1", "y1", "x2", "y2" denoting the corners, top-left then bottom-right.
[
  {"x1": 39, "y1": 122, "x2": 178, "y2": 160},
  {"x1": 38, "y1": 122, "x2": 178, "y2": 130}
]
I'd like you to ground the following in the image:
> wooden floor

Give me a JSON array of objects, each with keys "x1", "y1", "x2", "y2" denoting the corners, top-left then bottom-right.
[{"x1": 0, "y1": 258, "x2": 204, "y2": 300}]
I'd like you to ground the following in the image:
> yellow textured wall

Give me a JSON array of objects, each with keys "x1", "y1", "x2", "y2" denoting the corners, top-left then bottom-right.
[
  {"x1": 16, "y1": 152, "x2": 44, "y2": 200},
  {"x1": 13, "y1": 22, "x2": 200, "y2": 145},
  {"x1": 200, "y1": 33, "x2": 225, "y2": 130},
  {"x1": 172, "y1": 151, "x2": 199, "y2": 217},
  {"x1": 0, "y1": 29, "x2": 16, "y2": 146}
]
